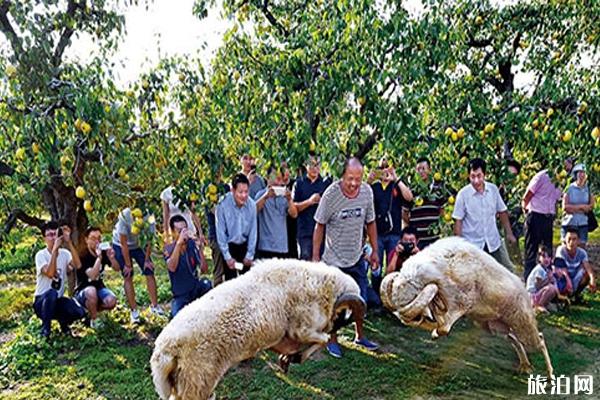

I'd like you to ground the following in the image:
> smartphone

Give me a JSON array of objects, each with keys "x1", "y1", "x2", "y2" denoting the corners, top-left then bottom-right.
[
  {"x1": 99, "y1": 242, "x2": 111, "y2": 251},
  {"x1": 272, "y1": 186, "x2": 286, "y2": 196},
  {"x1": 234, "y1": 262, "x2": 244, "y2": 271}
]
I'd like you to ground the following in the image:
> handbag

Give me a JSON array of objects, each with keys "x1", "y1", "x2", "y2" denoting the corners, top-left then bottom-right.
[{"x1": 588, "y1": 210, "x2": 598, "y2": 232}]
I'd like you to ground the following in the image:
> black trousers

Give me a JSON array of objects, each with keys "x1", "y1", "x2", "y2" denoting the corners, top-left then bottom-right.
[
  {"x1": 523, "y1": 211, "x2": 554, "y2": 280},
  {"x1": 33, "y1": 289, "x2": 85, "y2": 335},
  {"x1": 224, "y1": 242, "x2": 251, "y2": 281}
]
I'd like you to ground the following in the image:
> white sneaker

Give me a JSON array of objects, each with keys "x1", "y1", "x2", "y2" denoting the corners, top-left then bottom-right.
[
  {"x1": 130, "y1": 309, "x2": 140, "y2": 324},
  {"x1": 150, "y1": 305, "x2": 165, "y2": 316},
  {"x1": 90, "y1": 319, "x2": 103, "y2": 329}
]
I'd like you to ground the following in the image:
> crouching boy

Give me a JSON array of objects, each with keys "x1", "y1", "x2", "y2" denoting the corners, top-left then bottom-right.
[{"x1": 164, "y1": 215, "x2": 212, "y2": 318}]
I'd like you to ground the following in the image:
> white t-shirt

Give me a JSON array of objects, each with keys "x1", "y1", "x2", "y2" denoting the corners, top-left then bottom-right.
[
  {"x1": 161, "y1": 186, "x2": 197, "y2": 235},
  {"x1": 35, "y1": 248, "x2": 72, "y2": 297}
]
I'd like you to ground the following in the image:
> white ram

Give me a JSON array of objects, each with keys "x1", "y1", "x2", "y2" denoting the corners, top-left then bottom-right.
[
  {"x1": 151, "y1": 258, "x2": 365, "y2": 400},
  {"x1": 380, "y1": 237, "x2": 553, "y2": 376}
]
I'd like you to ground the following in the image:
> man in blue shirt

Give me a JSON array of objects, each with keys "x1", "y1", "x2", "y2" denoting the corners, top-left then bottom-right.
[
  {"x1": 164, "y1": 215, "x2": 212, "y2": 318},
  {"x1": 255, "y1": 164, "x2": 298, "y2": 259},
  {"x1": 293, "y1": 153, "x2": 331, "y2": 260},
  {"x1": 216, "y1": 173, "x2": 258, "y2": 281}
]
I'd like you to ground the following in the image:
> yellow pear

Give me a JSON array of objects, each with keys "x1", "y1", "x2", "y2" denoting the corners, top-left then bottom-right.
[
  {"x1": 75, "y1": 186, "x2": 86, "y2": 199},
  {"x1": 83, "y1": 200, "x2": 93, "y2": 212}
]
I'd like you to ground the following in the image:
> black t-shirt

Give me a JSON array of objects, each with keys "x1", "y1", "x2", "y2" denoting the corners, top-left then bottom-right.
[
  {"x1": 371, "y1": 181, "x2": 411, "y2": 235},
  {"x1": 76, "y1": 249, "x2": 110, "y2": 292}
]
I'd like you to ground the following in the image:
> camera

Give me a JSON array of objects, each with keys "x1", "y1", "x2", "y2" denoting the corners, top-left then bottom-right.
[
  {"x1": 399, "y1": 241, "x2": 415, "y2": 254},
  {"x1": 57, "y1": 228, "x2": 63, "y2": 237},
  {"x1": 250, "y1": 164, "x2": 257, "y2": 173},
  {"x1": 51, "y1": 277, "x2": 62, "y2": 290}
]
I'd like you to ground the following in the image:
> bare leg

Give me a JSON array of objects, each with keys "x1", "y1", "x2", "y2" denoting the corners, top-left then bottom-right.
[
  {"x1": 123, "y1": 275, "x2": 137, "y2": 310},
  {"x1": 145, "y1": 275, "x2": 159, "y2": 307},
  {"x1": 507, "y1": 332, "x2": 533, "y2": 373}
]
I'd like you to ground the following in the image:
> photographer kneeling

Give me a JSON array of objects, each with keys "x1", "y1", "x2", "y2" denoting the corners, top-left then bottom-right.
[
  {"x1": 34, "y1": 222, "x2": 86, "y2": 339},
  {"x1": 164, "y1": 215, "x2": 212, "y2": 318},
  {"x1": 74, "y1": 227, "x2": 119, "y2": 329},
  {"x1": 386, "y1": 226, "x2": 420, "y2": 274}
]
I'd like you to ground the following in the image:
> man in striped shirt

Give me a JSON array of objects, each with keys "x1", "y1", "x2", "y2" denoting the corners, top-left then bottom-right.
[
  {"x1": 409, "y1": 157, "x2": 445, "y2": 249},
  {"x1": 313, "y1": 157, "x2": 380, "y2": 358}
]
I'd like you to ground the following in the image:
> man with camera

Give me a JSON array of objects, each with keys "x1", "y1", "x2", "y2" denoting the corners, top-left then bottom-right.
[
  {"x1": 73, "y1": 227, "x2": 119, "y2": 329},
  {"x1": 34, "y1": 221, "x2": 86, "y2": 338},
  {"x1": 164, "y1": 215, "x2": 212, "y2": 318},
  {"x1": 386, "y1": 226, "x2": 420, "y2": 274}
]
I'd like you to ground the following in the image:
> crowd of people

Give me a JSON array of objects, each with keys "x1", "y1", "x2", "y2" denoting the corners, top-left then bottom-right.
[{"x1": 32, "y1": 152, "x2": 597, "y2": 354}]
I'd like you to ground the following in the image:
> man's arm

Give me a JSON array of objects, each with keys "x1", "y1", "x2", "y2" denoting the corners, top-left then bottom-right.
[
  {"x1": 86, "y1": 256, "x2": 103, "y2": 281},
  {"x1": 245, "y1": 206, "x2": 257, "y2": 262},
  {"x1": 312, "y1": 223, "x2": 325, "y2": 262},
  {"x1": 166, "y1": 242, "x2": 184, "y2": 273},
  {"x1": 498, "y1": 211, "x2": 516, "y2": 243},
  {"x1": 295, "y1": 193, "x2": 320, "y2": 212},
  {"x1": 286, "y1": 190, "x2": 298, "y2": 218},
  {"x1": 397, "y1": 180, "x2": 413, "y2": 202},
  {"x1": 62, "y1": 226, "x2": 80, "y2": 272},
  {"x1": 453, "y1": 219, "x2": 463, "y2": 236},
  {"x1": 522, "y1": 190, "x2": 534, "y2": 211},
  {"x1": 42, "y1": 238, "x2": 62, "y2": 278},
  {"x1": 366, "y1": 221, "x2": 379, "y2": 269}
]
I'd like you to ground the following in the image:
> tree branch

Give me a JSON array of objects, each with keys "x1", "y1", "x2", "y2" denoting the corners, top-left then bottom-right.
[
  {"x1": 261, "y1": 0, "x2": 290, "y2": 38},
  {"x1": 3, "y1": 208, "x2": 46, "y2": 237},
  {"x1": 0, "y1": 0, "x2": 24, "y2": 57},
  {"x1": 52, "y1": 0, "x2": 81, "y2": 69}
]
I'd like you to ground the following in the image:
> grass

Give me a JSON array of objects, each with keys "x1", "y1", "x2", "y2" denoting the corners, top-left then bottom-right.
[{"x1": 1, "y1": 231, "x2": 599, "y2": 399}]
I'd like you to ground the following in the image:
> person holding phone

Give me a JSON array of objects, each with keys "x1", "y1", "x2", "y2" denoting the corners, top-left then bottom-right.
[
  {"x1": 164, "y1": 215, "x2": 212, "y2": 318},
  {"x1": 73, "y1": 227, "x2": 120, "y2": 329},
  {"x1": 33, "y1": 221, "x2": 86, "y2": 339},
  {"x1": 254, "y1": 163, "x2": 298, "y2": 259}
]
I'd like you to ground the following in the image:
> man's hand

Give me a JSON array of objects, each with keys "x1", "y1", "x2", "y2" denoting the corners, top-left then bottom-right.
[
  {"x1": 106, "y1": 247, "x2": 116, "y2": 261},
  {"x1": 590, "y1": 280, "x2": 597, "y2": 294},
  {"x1": 284, "y1": 188, "x2": 293, "y2": 201},
  {"x1": 177, "y1": 228, "x2": 189, "y2": 246},
  {"x1": 243, "y1": 258, "x2": 253, "y2": 267},
  {"x1": 52, "y1": 236, "x2": 64, "y2": 253},
  {"x1": 123, "y1": 265, "x2": 133, "y2": 278},
  {"x1": 309, "y1": 193, "x2": 321, "y2": 205},
  {"x1": 144, "y1": 258, "x2": 154, "y2": 271},
  {"x1": 411, "y1": 245, "x2": 420, "y2": 255},
  {"x1": 368, "y1": 251, "x2": 379, "y2": 270},
  {"x1": 61, "y1": 225, "x2": 72, "y2": 243},
  {"x1": 506, "y1": 233, "x2": 517, "y2": 244},
  {"x1": 266, "y1": 186, "x2": 276, "y2": 198},
  {"x1": 226, "y1": 258, "x2": 236, "y2": 270}
]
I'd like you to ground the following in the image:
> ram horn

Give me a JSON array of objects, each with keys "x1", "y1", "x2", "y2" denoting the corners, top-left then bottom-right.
[
  {"x1": 398, "y1": 283, "x2": 439, "y2": 320},
  {"x1": 330, "y1": 294, "x2": 366, "y2": 332}
]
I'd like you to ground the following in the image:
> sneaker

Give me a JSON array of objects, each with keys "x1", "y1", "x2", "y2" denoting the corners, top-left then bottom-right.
[
  {"x1": 354, "y1": 337, "x2": 379, "y2": 351},
  {"x1": 90, "y1": 319, "x2": 103, "y2": 329},
  {"x1": 150, "y1": 305, "x2": 165, "y2": 316},
  {"x1": 326, "y1": 342, "x2": 343, "y2": 358},
  {"x1": 130, "y1": 309, "x2": 140, "y2": 324}
]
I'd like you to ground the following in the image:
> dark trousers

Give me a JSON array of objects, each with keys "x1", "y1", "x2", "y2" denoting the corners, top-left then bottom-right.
[
  {"x1": 210, "y1": 239, "x2": 226, "y2": 286},
  {"x1": 298, "y1": 237, "x2": 324, "y2": 261},
  {"x1": 33, "y1": 289, "x2": 85, "y2": 335},
  {"x1": 171, "y1": 279, "x2": 212, "y2": 318},
  {"x1": 224, "y1": 242, "x2": 250, "y2": 281},
  {"x1": 524, "y1": 211, "x2": 555, "y2": 280},
  {"x1": 256, "y1": 250, "x2": 288, "y2": 260}
]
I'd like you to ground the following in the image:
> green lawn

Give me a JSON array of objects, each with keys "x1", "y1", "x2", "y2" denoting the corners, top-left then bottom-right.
[{"x1": 1, "y1": 229, "x2": 599, "y2": 399}]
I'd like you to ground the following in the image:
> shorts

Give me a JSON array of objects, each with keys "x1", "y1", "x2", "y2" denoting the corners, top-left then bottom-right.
[
  {"x1": 340, "y1": 259, "x2": 369, "y2": 303},
  {"x1": 75, "y1": 287, "x2": 116, "y2": 310},
  {"x1": 113, "y1": 244, "x2": 154, "y2": 276}
]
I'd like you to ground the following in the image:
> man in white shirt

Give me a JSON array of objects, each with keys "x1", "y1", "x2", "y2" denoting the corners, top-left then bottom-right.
[
  {"x1": 34, "y1": 221, "x2": 85, "y2": 338},
  {"x1": 452, "y1": 158, "x2": 516, "y2": 271}
]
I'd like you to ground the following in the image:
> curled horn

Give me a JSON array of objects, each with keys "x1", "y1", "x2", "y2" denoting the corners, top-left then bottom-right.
[
  {"x1": 398, "y1": 283, "x2": 439, "y2": 320},
  {"x1": 330, "y1": 294, "x2": 366, "y2": 332},
  {"x1": 380, "y1": 273, "x2": 397, "y2": 311}
]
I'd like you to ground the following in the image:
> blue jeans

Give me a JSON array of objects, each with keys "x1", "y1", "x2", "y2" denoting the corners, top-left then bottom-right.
[
  {"x1": 340, "y1": 259, "x2": 369, "y2": 303},
  {"x1": 33, "y1": 289, "x2": 85, "y2": 335},
  {"x1": 74, "y1": 287, "x2": 117, "y2": 310},
  {"x1": 377, "y1": 233, "x2": 401, "y2": 272},
  {"x1": 113, "y1": 244, "x2": 153, "y2": 276},
  {"x1": 171, "y1": 278, "x2": 213, "y2": 318}
]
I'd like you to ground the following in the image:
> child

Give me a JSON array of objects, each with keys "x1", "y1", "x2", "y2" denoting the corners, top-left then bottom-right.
[{"x1": 526, "y1": 245, "x2": 560, "y2": 314}]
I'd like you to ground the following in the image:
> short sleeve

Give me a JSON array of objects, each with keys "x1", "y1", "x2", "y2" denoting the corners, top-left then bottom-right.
[
  {"x1": 452, "y1": 190, "x2": 466, "y2": 220},
  {"x1": 160, "y1": 187, "x2": 173, "y2": 203},
  {"x1": 35, "y1": 251, "x2": 47, "y2": 274},
  {"x1": 314, "y1": 190, "x2": 331, "y2": 224},
  {"x1": 364, "y1": 185, "x2": 375, "y2": 223}
]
